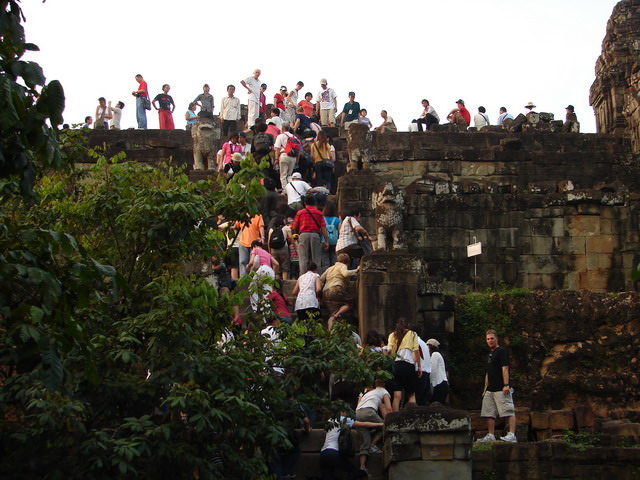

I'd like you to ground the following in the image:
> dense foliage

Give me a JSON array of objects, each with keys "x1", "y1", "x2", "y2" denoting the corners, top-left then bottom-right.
[{"x1": 0, "y1": 4, "x2": 385, "y2": 478}]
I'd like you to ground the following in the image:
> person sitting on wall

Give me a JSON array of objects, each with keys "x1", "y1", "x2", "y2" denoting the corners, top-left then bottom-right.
[
  {"x1": 375, "y1": 110, "x2": 397, "y2": 133},
  {"x1": 414, "y1": 99, "x2": 440, "y2": 132},
  {"x1": 562, "y1": 104, "x2": 580, "y2": 132},
  {"x1": 496, "y1": 107, "x2": 514, "y2": 127},
  {"x1": 446, "y1": 99, "x2": 470, "y2": 129}
]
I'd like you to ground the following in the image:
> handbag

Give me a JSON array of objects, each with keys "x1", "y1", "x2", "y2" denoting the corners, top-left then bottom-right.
[
  {"x1": 313, "y1": 143, "x2": 335, "y2": 169},
  {"x1": 142, "y1": 96, "x2": 151, "y2": 110}
]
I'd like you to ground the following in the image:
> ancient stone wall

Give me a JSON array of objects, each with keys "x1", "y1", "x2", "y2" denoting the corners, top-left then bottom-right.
[
  {"x1": 590, "y1": 0, "x2": 640, "y2": 154},
  {"x1": 340, "y1": 127, "x2": 640, "y2": 292},
  {"x1": 86, "y1": 129, "x2": 193, "y2": 168}
]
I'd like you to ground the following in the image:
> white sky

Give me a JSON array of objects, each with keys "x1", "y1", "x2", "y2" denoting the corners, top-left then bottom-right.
[{"x1": 22, "y1": 0, "x2": 619, "y2": 133}]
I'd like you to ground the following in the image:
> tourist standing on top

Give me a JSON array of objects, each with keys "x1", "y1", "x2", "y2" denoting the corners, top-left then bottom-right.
[
  {"x1": 339, "y1": 91, "x2": 361, "y2": 129},
  {"x1": 375, "y1": 110, "x2": 397, "y2": 133},
  {"x1": 185, "y1": 102, "x2": 198, "y2": 130},
  {"x1": 132, "y1": 74, "x2": 149, "y2": 129},
  {"x1": 496, "y1": 107, "x2": 513, "y2": 126},
  {"x1": 316, "y1": 78, "x2": 337, "y2": 127},
  {"x1": 358, "y1": 109, "x2": 373, "y2": 129},
  {"x1": 94, "y1": 97, "x2": 111, "y2": 129},
  {"x1": 109, "y1": 101, "x2": 124, "y2": 130},
  {"x1": 193, "y1": 84, "x2": 215, "y2": 115},
  {"x1": 446, "y1": 99, "x2": 470, "y2": 129},
  {"x1": 477, "y1": 329, "x2": 517, "y2": 443},
  {"x1": 241, "y1": 69, "x2": 262, "y2": 129},
  {"x1": 152, "y1": 84, "x2": 175, "y2": 130},
  {"x1": 220, "y1": 84, "x2": 241, "y2": 137},
  {"x1": 259, "y1": 83, "x2": 268, "y2": 120},
  {"x1": 562, "y1": 104, "x2": 579, "y2": 132},
  {"x1": 415, "y1": 99, "x2": 440, "y2": 132},
  {"x1": 274, "y1": 86, "x2": 288, "y2": 123},
  {"x1": 287, "y1": 81, "x2": 304, "y2": 125},
  {"x1": 474, "y1": 106, "x2": 490, "y2": 130}
]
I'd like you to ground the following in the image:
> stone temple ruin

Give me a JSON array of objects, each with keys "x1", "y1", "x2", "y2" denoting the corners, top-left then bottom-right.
[{"x1": 84, "y1": 1, "x2": 640, "y2": 478}]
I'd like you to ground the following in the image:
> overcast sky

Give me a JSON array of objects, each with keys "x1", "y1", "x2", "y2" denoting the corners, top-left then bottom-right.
[{"x1": 22, "y1": 0, "x2": 619, "y2": 133}]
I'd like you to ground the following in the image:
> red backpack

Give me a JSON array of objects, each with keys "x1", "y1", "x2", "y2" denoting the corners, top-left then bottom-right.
[{"x1": 284, "y1": 133, "x2": 301, "y2": 157}]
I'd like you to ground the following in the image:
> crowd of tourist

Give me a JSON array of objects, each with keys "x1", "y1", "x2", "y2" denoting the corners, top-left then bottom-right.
[{"x1": 83, "y1": 70, "x2": 580, "y2": 136}]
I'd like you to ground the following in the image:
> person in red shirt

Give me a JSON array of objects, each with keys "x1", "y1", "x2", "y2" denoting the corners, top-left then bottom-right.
[
  {"x1": 298, "y1": 92, "x2": 315, "y2": 118},
  {"x1": 292, "y1": 196, "x2": 329, "y2": 274},
  {"x1": 274, "y1": 86, "x2": 288, "y2": 119},
  {"x1": 447, "y1": 99, "x2": 470, "y2": 129},
  {"x1": 132, "y1": 73, "x2": 148, "y2": 129}
]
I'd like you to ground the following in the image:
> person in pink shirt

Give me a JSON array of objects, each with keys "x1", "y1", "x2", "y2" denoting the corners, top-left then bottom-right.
[
  {"x1": 219, "y1": 133, "x2": 243, "y2": 171},
  {"x1": 248, "y1": 240, "x2": 280, "y2": 275}
]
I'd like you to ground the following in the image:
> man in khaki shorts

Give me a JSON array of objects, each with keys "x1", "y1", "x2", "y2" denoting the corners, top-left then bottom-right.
[{"x1": 477, "y1": 329, "x2": 517, "y2": 443}]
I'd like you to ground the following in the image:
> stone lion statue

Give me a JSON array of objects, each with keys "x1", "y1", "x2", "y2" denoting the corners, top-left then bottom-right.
[
  {"x1": 192, "y1": 113, "x2": 218, "y2": 170},
  {"x1": 372, "y1": 182, "x2": 405, "y2": 250}
]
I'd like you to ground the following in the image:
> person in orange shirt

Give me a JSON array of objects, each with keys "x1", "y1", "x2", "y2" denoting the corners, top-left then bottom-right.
[{"x1": 236, "y1": 214, "x2": 264, "y2": 276}]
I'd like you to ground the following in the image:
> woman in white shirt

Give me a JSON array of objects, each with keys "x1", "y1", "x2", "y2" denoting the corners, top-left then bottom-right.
[
  {"x1": 292, "y1": 262, "x2": 322, "y2": 321},
  {"x1": 355, "y1": 379, "x2": 391, "y2": 471},
  {"x1": 427, "y1": 338, "x2": 449, "y2": 404}
]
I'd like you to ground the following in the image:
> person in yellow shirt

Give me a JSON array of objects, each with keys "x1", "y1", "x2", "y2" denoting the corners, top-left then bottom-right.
[{"x1": 386, "y1": 317, "x2": 422, "y2": 411}]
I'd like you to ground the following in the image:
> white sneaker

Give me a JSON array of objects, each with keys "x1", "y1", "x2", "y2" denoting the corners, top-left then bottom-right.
[
  {"x1": 500, "y1": 432, "x2": 517, "y2": 443},
  {"x1": 476, "y1": 433, "x2": 496, "y2": 443},
  {"x1": 369, "y1": 445, "x2": 382, "y2": 454}
]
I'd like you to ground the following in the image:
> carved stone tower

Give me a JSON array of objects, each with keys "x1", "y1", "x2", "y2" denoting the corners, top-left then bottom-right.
[{"x1": 590, "y1": 0, "x2": 640, "y2": 153}]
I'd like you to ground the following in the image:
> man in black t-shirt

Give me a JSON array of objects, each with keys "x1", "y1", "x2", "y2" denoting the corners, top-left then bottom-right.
[
  {"x1": 477, "y1": 329, "x2": 517, "y2": 443},
  {"x1": 152, "y1": 84, "x2": 175, "y2": 130}
]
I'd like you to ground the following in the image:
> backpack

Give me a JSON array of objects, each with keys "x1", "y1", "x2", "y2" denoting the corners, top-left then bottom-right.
[
  {"x1": 269, "y1": 226, "x2": 286, "y2": 249},
  {"x1": 326, "y1": 217, "x2": 339, "y2": 246},
  {"x1": 284, "y1": 134, "x2": 301, "y2": 157},
  {"x1": 338, "y1": 426, "x2": 354, "y2": 457},
  {"x1": 254, "y1": 132, "x2": 273, "y2": 155}
]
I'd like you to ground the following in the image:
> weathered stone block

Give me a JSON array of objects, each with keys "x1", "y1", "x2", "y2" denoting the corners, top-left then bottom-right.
[
  {"x1": 586, "y1": 235, "x2": 616, "y2": 253},
  {"x1": 577, "y1": 269, "x2": 610, "y2": 291},
  {"x1": 567, "y1": 216, "x2": 601, "y2": 236},
  {"x1": 388, "y1": 460, "x2": 471, "y2": 480},
  {"x1": 573, "y1": 405, "x2": 596, "y2": 430},
  {"x1": 530, "y1": 411, "x2": 550, "y2": 430},
  {"x1": 549, "y1": 409, "x2": 574, "y2": 430},
  {"x1": 586, "y1": 253, "x2": 613, "y2": 270}
]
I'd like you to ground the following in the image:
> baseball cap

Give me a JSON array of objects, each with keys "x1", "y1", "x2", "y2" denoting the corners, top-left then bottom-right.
[
  {"x1": 291, "y1": 172, "x2": 302, "y2": 179},
  {"x1": 426, "y1": 338, "x2": 440, "y2": 347}
]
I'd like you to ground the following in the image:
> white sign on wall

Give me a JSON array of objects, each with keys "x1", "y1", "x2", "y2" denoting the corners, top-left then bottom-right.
[{"x1": 467, "y1": 242, "x2": 482, "y2": 257}]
